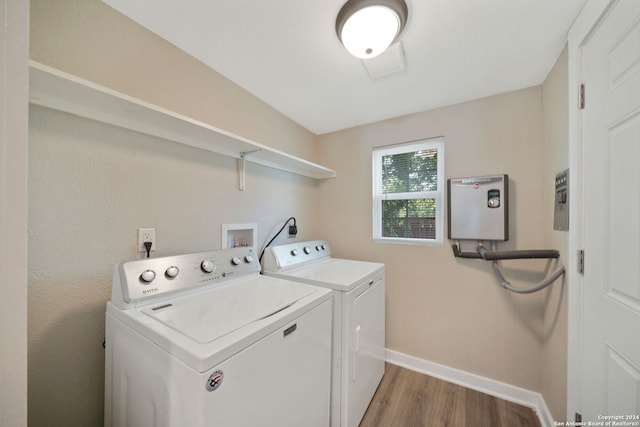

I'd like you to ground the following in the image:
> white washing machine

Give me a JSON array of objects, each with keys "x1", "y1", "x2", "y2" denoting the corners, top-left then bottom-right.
[
  {"x1": 105, "y1": 246, "x2": 332, "y2": 427},
  {"x1": 262, "y1": 240, "x2": 385, "y2": 427}
]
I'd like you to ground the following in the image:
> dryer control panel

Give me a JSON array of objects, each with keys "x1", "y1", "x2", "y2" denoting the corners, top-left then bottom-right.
[
  {"x1": 263, "y1": 240, "x2": 331, "y2": 270},
  {"x1": 111, "y1": 247, "x2": 260, "y2": 309}
]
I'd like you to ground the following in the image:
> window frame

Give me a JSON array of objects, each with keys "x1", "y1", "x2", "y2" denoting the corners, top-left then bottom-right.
[{"x1": 372, "y1": 137, "x2": 445, "y2": 246}]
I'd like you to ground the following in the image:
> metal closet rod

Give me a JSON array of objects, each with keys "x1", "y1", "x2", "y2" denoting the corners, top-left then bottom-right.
[{"x1": 451, "y1": 242, "x2": 565, "y2": 294}]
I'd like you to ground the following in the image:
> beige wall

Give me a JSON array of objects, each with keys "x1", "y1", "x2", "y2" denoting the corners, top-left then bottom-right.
[
  {"x1": 29, "y1": 1, "x2": 322, "y2": 426},
  {"x1": 540, "y1": 46, "x2": 569, "y2": 421},
  {"x1": 317, "y1": 87, "x2": 554, "y2": 392},
  {"x1": 316, "y1": 51, "x2": 571, "y2": 417}
]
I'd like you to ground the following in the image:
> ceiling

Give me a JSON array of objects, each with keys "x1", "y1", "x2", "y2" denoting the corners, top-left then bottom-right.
[{"x1": 102, "y1": 0, "x2": 587, "y2": 135}]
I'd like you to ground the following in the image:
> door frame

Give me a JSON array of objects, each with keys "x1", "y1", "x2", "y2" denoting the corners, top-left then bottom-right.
[
  {"x1": 0, "y1": 0, "x2": 29, "y2": 425},
  {"x1": 566, "y1": 0, "x2": 618, "y2": 419}
]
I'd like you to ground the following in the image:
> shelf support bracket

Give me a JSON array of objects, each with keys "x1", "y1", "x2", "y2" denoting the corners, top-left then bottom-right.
[{"x1": 239, "y1": 150, "x2": 262, "y2": 191}]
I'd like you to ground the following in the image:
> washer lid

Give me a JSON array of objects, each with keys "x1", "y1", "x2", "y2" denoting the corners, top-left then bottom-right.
[{"x1": 142, "y1": 279, "x2": 315, "y2": 344}]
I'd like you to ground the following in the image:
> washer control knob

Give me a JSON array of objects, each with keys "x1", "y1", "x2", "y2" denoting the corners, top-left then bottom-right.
[
  {"x1": 303, "y1": 246, "x2": 312, "y2": 254},
  {"x1": 316, "y1": 245, "x2": 321, "y2": 251},
  {"x1": 140, "y1": 270, "x2": 156, "y2": 283},
  {"x1": 244, "y1": 255, "x2": 254, "y2": 263},
  {"x1": 165, "y1": 266, "x2": 179, "y2": 278},
  {"x1": 321, "y1": 244, "x2": 327, "y2": 250},
  {"x1": 231, "y1": 256, "x2": 241, "y2": 266},
  {"x1": 291, "y1": 249, "x2": 299, "y2": 256},
  {"x1": 201, "y1": 260, "x2": 216, "y2": 273}
]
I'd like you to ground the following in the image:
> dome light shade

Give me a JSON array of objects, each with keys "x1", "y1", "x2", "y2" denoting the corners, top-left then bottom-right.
[{"x1": 336, "y1": 0, "x2": 408, "y2": 59}]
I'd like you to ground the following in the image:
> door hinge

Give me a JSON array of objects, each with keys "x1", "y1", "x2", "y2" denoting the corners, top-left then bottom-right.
[
  {"x1": 577, "y1": 249, "x2": 585, "y2": 274},
  {"x1": 579, "y1": 84, "x2": 586, "y2": 109}
]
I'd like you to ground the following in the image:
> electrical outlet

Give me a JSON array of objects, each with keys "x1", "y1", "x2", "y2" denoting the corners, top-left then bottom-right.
[{"x1": 137, "y1": 228, "x2": 156, "y2": 252}]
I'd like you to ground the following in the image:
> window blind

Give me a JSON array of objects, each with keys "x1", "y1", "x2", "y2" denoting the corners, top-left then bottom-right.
[{"x1": 372, "y1": 137, "x2": 444, "y2": 244}]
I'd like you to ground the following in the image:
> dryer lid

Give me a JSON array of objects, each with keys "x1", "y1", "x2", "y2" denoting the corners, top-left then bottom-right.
[
  {"x1": 275, "y1": 258, "x2": 384, "y2": 291},
  {"x1": 142, "y1": 279, "x2": 316, "y2": 344}
]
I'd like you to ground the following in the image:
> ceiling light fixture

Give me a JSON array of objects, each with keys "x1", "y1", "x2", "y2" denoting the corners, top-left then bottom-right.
[{"x1": 336, "y1": 0, "x2": 408, "y2": 59}]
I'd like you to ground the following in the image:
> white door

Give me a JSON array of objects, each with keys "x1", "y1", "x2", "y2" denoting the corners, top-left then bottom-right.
[{"x1": 582, "y1": 0, "x2": 640, "y2": 421}]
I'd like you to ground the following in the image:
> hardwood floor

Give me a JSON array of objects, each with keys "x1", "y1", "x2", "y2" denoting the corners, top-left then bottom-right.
[{"x1": 359, "y1": 364, "x2": 542, "y2": 427}]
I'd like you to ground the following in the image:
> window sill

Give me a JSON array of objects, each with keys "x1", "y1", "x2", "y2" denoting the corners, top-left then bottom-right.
[{"x1": 373, "y1": 237, "x2": 443, "y2": 247}]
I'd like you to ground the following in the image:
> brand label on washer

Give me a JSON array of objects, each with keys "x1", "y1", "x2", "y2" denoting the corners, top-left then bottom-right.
[{"x1": 206, "y1": 370, "x2": 223, "y2": 392}]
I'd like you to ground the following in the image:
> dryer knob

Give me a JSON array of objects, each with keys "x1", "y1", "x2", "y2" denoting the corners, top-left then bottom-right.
[
  {"x1": 140, "y1": 269, "x2": 156, "y2": 283},
  {"x1": 165, "y1": 266, "x2": 179, "y2": 278},
  {"x1": 201, "y1": 260, "x2": 216, "y2": 273},
  {"x1": 231, "y1": 256, "x2": 241, "y2": 266},
  {"x1": 291, "y1": 249, "x2": 299, "y2": 256},
  {"x1": 244, "y1": 255, "x2": 254, "y2": 263},
  {"x1": 303, "y1": 246, "x2": 312, "y2": 254}
]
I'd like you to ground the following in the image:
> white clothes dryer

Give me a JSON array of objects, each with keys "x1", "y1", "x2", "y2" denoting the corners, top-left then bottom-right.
[
  {"x1": 105, "y1": 246, "x2": 332, "y2": 427},
  {"x1": 262, "y1": 240, "x2": 385, "y2": 427}
]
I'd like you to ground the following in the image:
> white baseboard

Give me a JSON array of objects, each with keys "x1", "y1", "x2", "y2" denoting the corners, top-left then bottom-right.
[{"x1": 385, "y1": 349, "x2": 554, "y2": 427}]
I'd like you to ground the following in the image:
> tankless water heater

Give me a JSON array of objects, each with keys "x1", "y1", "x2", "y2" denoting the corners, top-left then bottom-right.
[{"x1": 447, "y1": 174, "x2": 509, "y2": 241}]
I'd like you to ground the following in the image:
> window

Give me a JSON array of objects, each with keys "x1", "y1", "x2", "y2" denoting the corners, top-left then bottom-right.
[{"x1": 372, "y1": 137, "x2": 444, "y2": 245}]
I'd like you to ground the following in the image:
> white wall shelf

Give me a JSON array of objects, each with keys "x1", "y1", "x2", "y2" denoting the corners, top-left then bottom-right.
[{"x1": 28, "y1": 61, "x2": 337, "y2": 185}]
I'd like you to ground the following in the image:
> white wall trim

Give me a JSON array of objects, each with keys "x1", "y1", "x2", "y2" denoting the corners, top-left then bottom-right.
[
  {"x1": 0, "y1": 0, "x2": 29, "y2": 425},
  {"x1": 385, "y1": 349, "x2": 554, "y2": 427}
]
